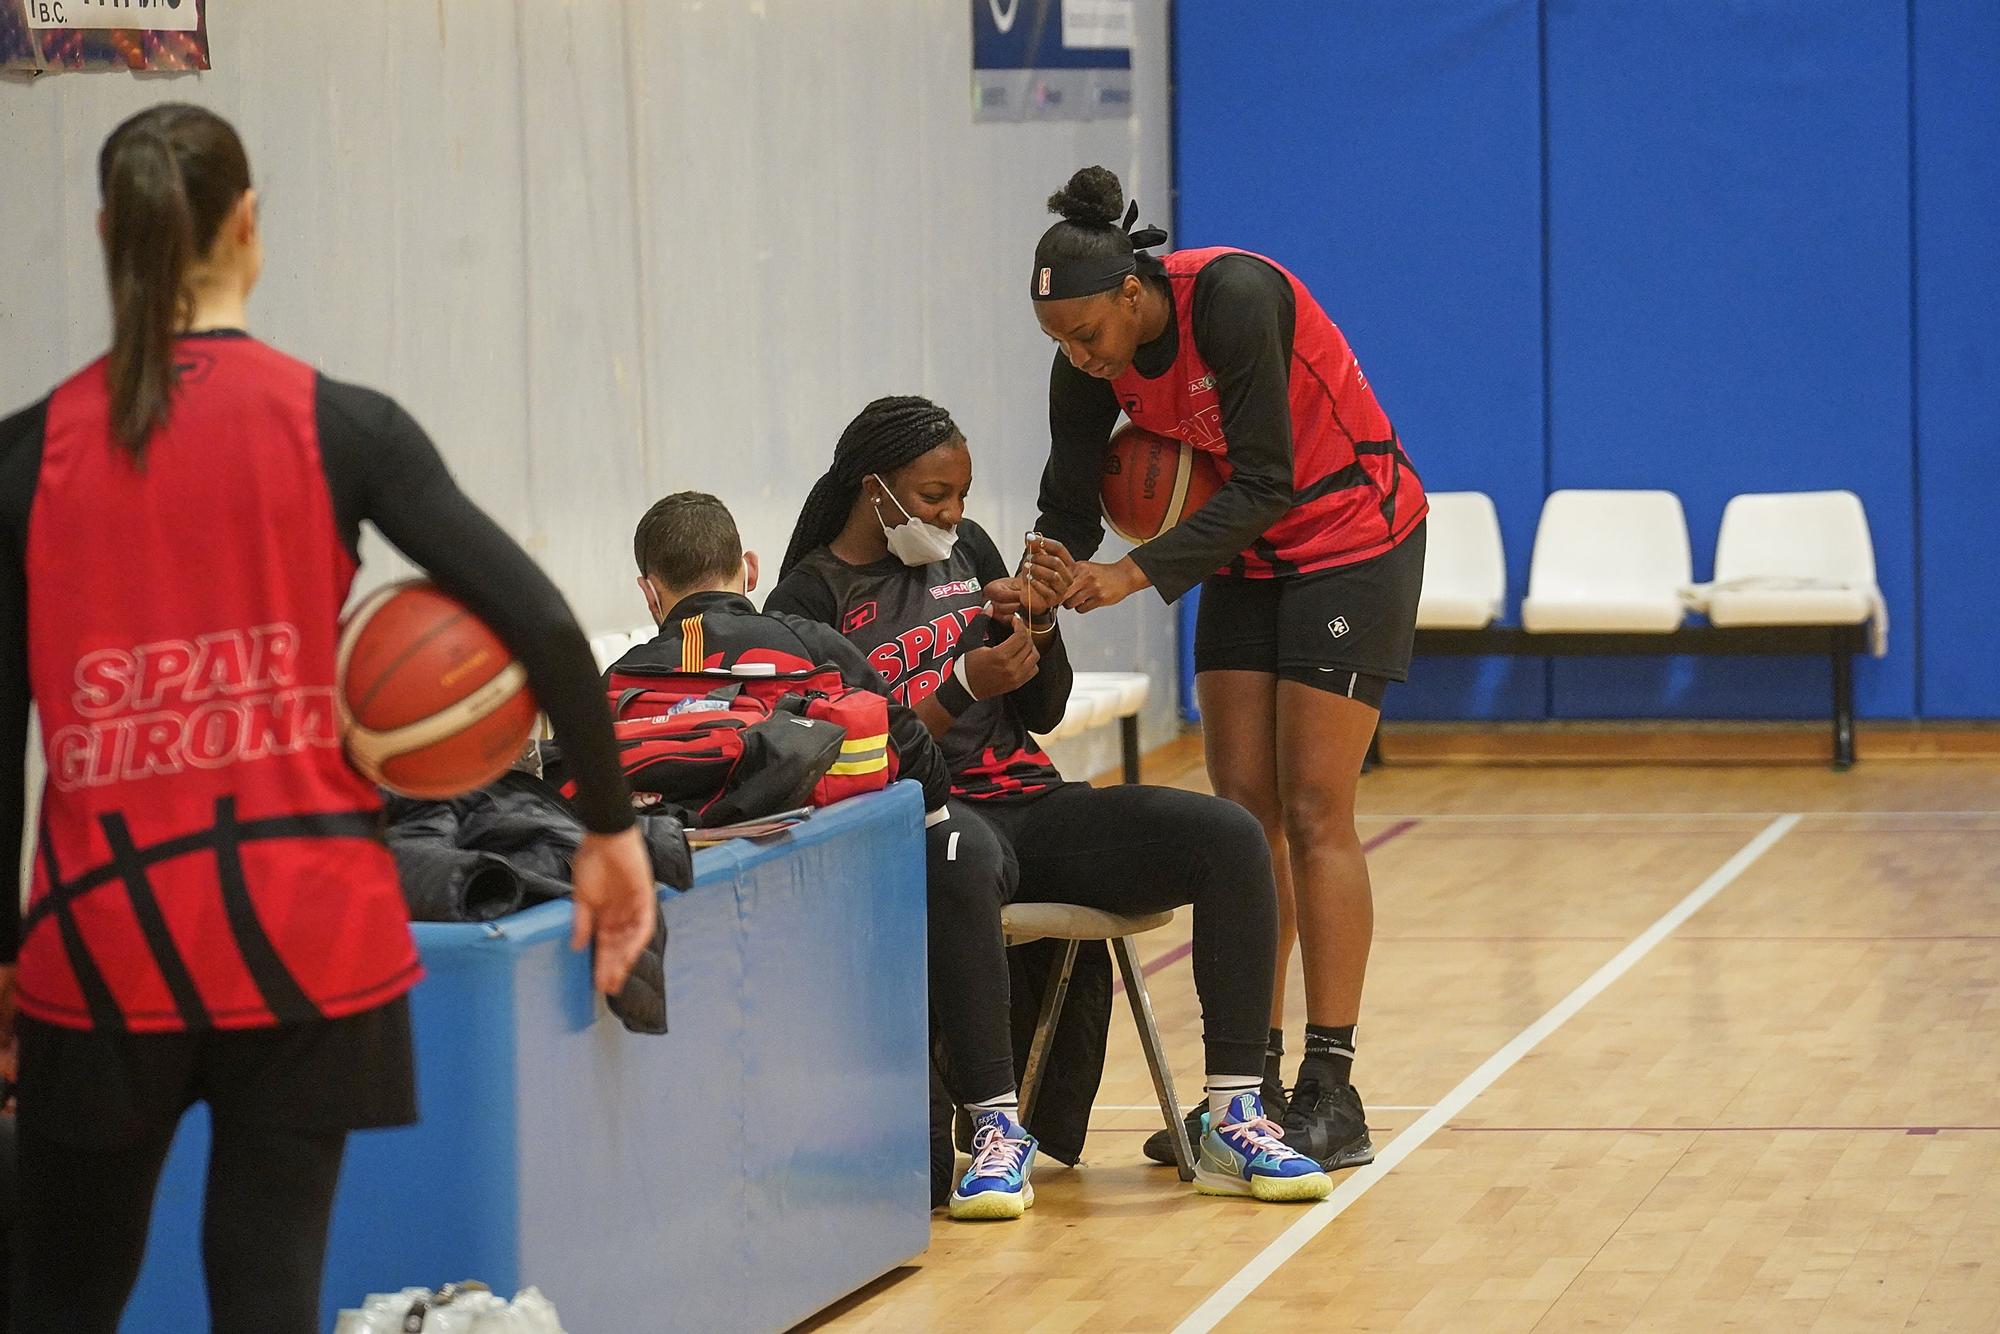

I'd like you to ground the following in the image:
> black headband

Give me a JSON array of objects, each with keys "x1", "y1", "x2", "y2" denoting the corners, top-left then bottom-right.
[{"x1": 1031, "y1": 200, "x2": 1169, "y2": 302}]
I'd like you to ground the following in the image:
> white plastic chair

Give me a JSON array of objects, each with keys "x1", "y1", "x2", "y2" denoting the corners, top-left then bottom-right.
[
  {"x1": 1707, "y1": 491, "x2": 1877, "y2": 628},
  {"x1": 1034, "y1": 681, "x2": 1118, "y2": 743},
  {"x1": 1032, "y1": 671, "x2": 1152, "y2": 781},
  {"x1": 1521, "y1": 490, "x2": 1690, "y2": 634},
  {"x1": 1415, "y1": 492, "x2": 1507, "y2": 630},
  {"x1": 588, "y1": 633, "x2": 634, "y2": 673}
]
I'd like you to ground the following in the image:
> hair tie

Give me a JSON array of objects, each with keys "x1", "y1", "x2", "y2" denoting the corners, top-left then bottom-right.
[{"x1": 1121, "y1": 198, "x2": 1167, "y2": 251}]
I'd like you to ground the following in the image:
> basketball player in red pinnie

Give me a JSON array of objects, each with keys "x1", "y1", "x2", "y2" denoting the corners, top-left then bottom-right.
[
  {"x1": 0, "y1": 105, "x2": 652, "y2": 1333},
  {"x1": 1027, "y1": 166, "x2": 1428, "y2": 1176}
]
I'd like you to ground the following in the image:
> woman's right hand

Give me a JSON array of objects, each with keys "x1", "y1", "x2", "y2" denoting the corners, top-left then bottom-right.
[
  {"x1": 570, "y1": 825, "x2": 659, "y2": 994},
  {"x1": 961, "y1": 614, "x2": 1041, "y2": 699}
]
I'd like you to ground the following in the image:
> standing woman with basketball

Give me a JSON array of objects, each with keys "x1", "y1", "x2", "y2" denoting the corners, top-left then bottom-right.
[
  {"x1": 0, "y1": 104, "x2": 655, "y2": 1332},
  {"x1": 1028, "y1": 167, "x2": 1427, "y2": 1172}
]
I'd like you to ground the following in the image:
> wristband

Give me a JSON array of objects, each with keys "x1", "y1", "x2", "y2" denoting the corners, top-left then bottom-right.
[{"x1": 933, "y1": 656, "x2": 978, "y2": 716}]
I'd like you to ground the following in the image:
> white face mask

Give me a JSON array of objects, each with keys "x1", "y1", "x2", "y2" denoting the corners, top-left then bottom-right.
[{"x1": 872, "y1": 475, "x2": 958, "y2": 567}]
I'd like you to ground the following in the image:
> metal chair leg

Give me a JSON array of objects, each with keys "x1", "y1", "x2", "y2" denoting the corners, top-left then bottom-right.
[
  {"x1": 1111, "y1": 935, "x2": 1195, "y2": 1182},
  {"x1": 1831, "y1": 646, "x2": 1855, "y2": 771},
  {"x1": 1018, "y1": 939, "x2": 1078, "y2": 1128}
]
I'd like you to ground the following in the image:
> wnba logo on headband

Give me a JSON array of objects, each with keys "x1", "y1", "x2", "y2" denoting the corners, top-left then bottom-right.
[{"x1": 1030, "y1": 198, "x2": 1170, "y2": 302}]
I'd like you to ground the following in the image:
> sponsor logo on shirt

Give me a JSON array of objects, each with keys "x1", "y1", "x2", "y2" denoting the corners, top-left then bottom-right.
[
  {"x1": 867, "y1": 606, "x2": 986, "y2": 699},
  {"x1": 929, "y1": 578, "x2": 981, "y2": 601},
  {"x1": 1189, "y1": 374, "x2": 1215, "y2": 392},
  {"x1": 50, "y1": 623, "x2": 338, "y2": 791},
  {"x1": 1328, "y1": 616, "x2": 1351, "y2": 638},
  {"x1": 844, "y1": 601, "x2": 878, "y2": 634}
]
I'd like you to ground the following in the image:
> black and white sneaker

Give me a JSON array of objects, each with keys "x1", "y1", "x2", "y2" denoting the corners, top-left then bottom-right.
[
  {"x1": 1279, "y1": 1074, "x2": 1374, "y2": 1172},
  {"x1": 1142, "y1": 1075, "x2": 1289, "y2": 1166}
]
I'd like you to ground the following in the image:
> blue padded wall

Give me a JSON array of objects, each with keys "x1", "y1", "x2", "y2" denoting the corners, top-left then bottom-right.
[
  {"x1": 1175, "y1": 0, "x2": 1549, "y2": 720},
  {"x1": 1913, "y1": 0, "x2": 2000, "y2": 718},
  {"x1": 123, "y1": 787, "x2": 930, "y2": 1334},
  {"x1": 1542, "y1": 0, "x2": 1913, "y2": 719},
  {"x1": 1175, "y1": 1, "x2": 2000, "y2": 721}
]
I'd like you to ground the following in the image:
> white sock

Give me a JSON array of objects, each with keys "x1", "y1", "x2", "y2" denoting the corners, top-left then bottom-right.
[
  {"x1": 968, "y1": 1092, "x2": 1019, "y2": 1122},
  {"x1": 1205, "y1": 1076, "x2": 1260, "y2": 1121}
]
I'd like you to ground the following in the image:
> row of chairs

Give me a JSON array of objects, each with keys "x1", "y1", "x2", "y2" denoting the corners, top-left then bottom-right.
[{"x1": 1419, "y1": 489, "x2": 1881, "y2": 637}]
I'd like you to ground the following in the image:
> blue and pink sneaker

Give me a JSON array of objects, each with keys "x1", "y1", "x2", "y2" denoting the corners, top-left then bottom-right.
[
  {"x1": 1195, "y1": 1091, "x2": 1333, "y2": 1202},
  {"x1": 949, "y1": 1108, "x2": 1037, "y2": 1221}
]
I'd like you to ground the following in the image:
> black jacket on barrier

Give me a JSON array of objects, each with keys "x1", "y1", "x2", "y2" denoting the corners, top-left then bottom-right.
[
  {"x1": 384, "y1": 766, "x2": 687, "y2": 1036},
  {"x1": 385, "y1": 768, "x2": 692, "y2": 924}
]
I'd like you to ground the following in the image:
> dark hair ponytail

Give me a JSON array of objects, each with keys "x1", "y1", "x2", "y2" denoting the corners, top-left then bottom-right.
[
  {"x1": 97, "y1": 104, "x2": 251, "y2": 460},
  {"x1": 780, "y1": 396, "x2": 963, "y2": 579}
]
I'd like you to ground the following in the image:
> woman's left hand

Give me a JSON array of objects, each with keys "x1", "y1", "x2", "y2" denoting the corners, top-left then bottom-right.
[
  {"x1": 1020, "y1": 535, "x2": 1076, "y2": 615},
  {"x1": 1063, "y1": 556, "x2": 1151, "y2": 613}
]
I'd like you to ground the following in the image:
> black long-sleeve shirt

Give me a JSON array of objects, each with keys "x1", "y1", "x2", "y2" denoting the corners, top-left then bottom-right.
[
  {"x1": 1037, "y1": 253, "x2": 1300, "y2": 602},
  {"x1": 765, "y1": 520, "x2": 1072, "y2": 800},
  {"x1": 0, "y1": 337, "x2": 631, "y2": 961}
]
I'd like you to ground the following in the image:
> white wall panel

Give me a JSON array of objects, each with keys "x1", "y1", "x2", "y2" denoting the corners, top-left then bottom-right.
[{"x1": 1, "y1": 0, "x2": 1180, "y2": 790}]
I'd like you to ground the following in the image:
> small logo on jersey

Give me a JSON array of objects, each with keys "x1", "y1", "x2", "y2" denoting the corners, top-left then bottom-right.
[
  {"x1": 844, "y1": 602, "x2": 879, "y2": 634},
  {"x1": 929, "y1": 578, "x2": 980, "y2": 601},
  {"x1": 1121, "y1": 395, "x2": 1142, "y2": 413},
  {"x1": 1189, "y1": 374, "x2": 1215, "y2": 393},
  {"x1": 1328, "y1": 617, "x2": 1351, "y2": 638},
  {"x1": 171, "y1": 351, "x2": 216, "y2": 385},
  {"x1": 1037, "y1": 266, "x2": 1052, "y2": 296}
]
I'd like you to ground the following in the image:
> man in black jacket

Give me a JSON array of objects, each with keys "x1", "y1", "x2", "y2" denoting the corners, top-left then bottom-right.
[{"x1": 617, "y1": 493, "x2": 1031, "y2": 1220}]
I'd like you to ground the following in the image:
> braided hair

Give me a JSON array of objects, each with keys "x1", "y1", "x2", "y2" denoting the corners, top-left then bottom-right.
[{"x1": 780, "y1": 395, "x2": 965, "y2": 579}]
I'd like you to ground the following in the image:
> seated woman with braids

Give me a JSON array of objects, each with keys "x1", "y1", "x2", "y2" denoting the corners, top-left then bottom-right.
[{"x1": 765, "y1": 396, "x2": 1331, "y2": 1214}]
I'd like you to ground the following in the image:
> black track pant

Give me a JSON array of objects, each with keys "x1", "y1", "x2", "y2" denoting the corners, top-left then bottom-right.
[
  {"x1": 925, "y1": 799, "x2": 1021, "y2": 1105},
  {"x1": 12, "y1": 1115, "x2": 346, "y2": 1333},
  {"x1": 967, "y1": 782, "x2": 1278, "y2": 1079}
]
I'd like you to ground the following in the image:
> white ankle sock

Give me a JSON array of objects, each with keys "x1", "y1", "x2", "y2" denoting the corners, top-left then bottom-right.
[
  {"x1": 968, "y1": 1092, "x2": 1020, "y2": 1120},
  {"x1": 1205, "y1": 1076, "x2": 1260, "y2": 1120}
]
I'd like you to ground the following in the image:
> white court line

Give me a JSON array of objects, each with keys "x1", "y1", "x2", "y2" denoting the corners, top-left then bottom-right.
[{"x1": 1172, "y1": 812, "x2": 1802, "y2": 1334}]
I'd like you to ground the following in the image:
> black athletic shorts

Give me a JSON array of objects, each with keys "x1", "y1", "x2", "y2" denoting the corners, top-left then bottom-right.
[
  {"x1": 15, "y1": 996, "x2": 417, "y2": 1150},
  {"x1": 1194, "y1": 520, "x2": 1426, "y2": 706}
]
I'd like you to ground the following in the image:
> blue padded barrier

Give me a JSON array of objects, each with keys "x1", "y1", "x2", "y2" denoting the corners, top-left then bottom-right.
[
  {"x1": 122, "y1": 783, "x2": 930, "y2": 1333},
  {"x1": 1913, "y1": 0, "x2": 2000, "y2": 718},
  {"x1": 1543, "y1": 1, "x2": 1914, "y2": 719}
]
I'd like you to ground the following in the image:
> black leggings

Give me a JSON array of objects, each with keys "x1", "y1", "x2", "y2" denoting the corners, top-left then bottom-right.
[
  {"x1": 966, "y1": 783, "x2": 1278, "y2": 1079},
  {"x1": 926, "y1": 799, "x2": 1021, "y2": 1105},
  {"x1": 12, "y1": 1114, "x2": 346, "y2": 1334}
]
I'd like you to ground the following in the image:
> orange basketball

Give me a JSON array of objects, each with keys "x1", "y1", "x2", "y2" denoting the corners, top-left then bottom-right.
[
  {"x1": 335, "y1": 581, "x2": 538, "y2": 799},
  {"x1": 1100, "y1": 422, "x2": 1224, "y2": 543}
]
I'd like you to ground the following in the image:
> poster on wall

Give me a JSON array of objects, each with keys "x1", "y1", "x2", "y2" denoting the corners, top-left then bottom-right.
[
  {"x1": 973, "y1": 0, "x2": 1132, "y2": 123},
  {"x1": 2, "y1": 0, "x2": 209, "y2": 74}
]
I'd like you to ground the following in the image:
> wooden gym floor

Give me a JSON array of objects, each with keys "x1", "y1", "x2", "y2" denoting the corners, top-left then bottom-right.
[{"x1": 809, "y1": 753, "x2": 2000, "y2": 1333}]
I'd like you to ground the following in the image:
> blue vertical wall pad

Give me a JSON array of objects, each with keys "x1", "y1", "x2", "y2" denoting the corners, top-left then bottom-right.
[{"x1": 123, "y1": 785, "x2": 931, "y2": 1333}]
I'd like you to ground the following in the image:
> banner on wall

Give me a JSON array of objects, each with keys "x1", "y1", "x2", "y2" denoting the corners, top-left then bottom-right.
[
  {"x1": 973, "y1": 0, "x2": 1132, "y2": 123},
  {"x1": 2, "y1": 0, "x2": 210, "y2": 73}
]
